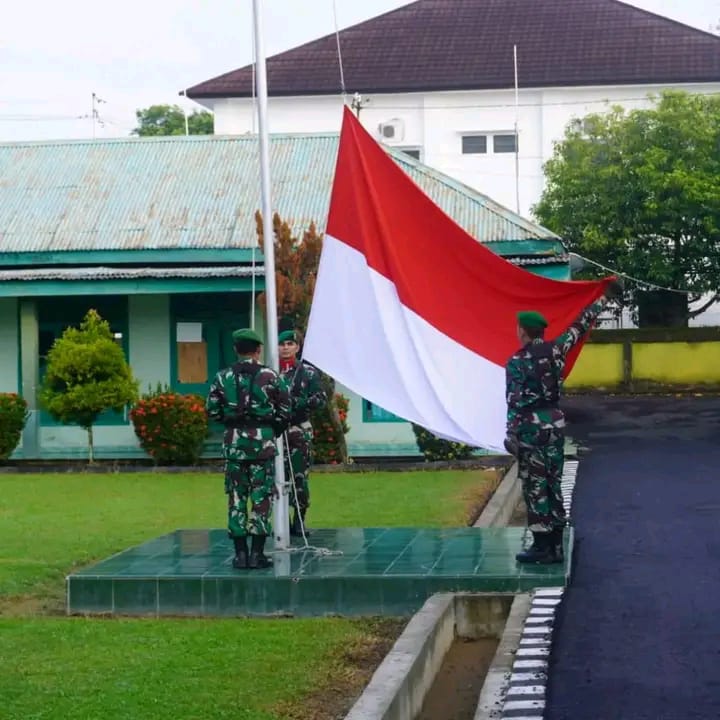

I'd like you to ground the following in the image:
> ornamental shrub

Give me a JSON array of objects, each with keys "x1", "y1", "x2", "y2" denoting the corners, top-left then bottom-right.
[
  {"x1": 0, "y1": 393, "x2": 29, "y2": 461},
  {"x1": 311, "y1": 392, "x2": 350, "y2": 465},
  {"x1": 130, "y1": 384, "x2": 209, "y2": 466},
  {"x1": 411, "y1": 423, "x2": 476, "y2": 462},
  {"x1": 40, "y1": 309, "x2": 139, "y2": 463}
]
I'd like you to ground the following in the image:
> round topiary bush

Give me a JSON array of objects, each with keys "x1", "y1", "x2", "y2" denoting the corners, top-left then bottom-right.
[
  {"x1": 0, "y1": 393, "x2": 29, "y2": 461},
  {"x1": 130, "y1": 386, "x2": 209, "y2": 466}
]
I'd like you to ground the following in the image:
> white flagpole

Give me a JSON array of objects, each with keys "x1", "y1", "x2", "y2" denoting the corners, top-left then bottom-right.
[
  {"x1": 513, "y1": 44, "x2": 520, "y2": 215},
  {"x1": 252, "y1": 0, "x2": 289, "y2": 550}
]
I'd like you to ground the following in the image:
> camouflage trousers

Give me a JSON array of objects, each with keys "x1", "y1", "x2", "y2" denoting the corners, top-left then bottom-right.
[
  {"x1": 286, "y1": 422, "x2": 313, "y2": 512},
  {"x1": 517, "y1": 427, "x2": 566, "y2": 533},
  {"x1": 225, "y1": 459, "x2": 275, "y2": 537}
]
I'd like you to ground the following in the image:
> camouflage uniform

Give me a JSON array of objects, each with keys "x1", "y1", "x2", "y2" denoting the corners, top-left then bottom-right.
[
  {"x1": 506, "y1": 300, "x2": 606, "y2": 558},
  {"x1": 280, "y1": 359, "x2": 327, "y2": 530},
  {"x1": 206, "y1": 358, "x2": 291, "y2": 540}
]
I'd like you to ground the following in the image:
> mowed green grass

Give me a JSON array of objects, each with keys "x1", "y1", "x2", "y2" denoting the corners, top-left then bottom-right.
[
  {"x1": 0, "y1": 468, "x2": 498, "y2": 720},
  {"x1": 0, "y1": 469, "x2": 498, "y2": 599},
  {"x1": 0, "y1": 616, "x2": 399, "y2": 720}
]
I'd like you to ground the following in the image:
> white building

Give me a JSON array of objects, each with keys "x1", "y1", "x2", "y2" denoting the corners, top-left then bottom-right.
[{"x1": 186, "y1": 0, "x2": 720, "y2": 221}]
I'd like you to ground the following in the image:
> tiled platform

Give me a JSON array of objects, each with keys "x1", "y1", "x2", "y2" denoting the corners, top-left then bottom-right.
[{"x1": 67, "y1": 527, "x2": 572, "y2": 617}]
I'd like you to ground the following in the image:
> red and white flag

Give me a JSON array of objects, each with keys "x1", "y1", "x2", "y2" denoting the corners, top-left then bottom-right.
[{"x1": 303, "y1": 107, "x2": 609, "y2": 452}]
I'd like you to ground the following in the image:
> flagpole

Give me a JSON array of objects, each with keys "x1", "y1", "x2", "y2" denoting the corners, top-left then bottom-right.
[
  {"x1": 513, "y1": 44, "x2": 520, "y2": 215},
  {"x1": 252, "y1": 0, "x2": 289, "y2": 551}
]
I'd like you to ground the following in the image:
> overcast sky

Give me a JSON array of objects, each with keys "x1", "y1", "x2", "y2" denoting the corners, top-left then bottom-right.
[{"x1": 0, "y1": 0, "x2": 716, "y2": 142}]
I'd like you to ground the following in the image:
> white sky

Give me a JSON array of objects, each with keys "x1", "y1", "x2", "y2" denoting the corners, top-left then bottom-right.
[{"x1": 0, "y1": 0, "x2": 716, "y2": 142}]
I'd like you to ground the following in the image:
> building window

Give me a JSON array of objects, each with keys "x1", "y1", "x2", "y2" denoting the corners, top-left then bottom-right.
[
  {"x1": 493, "y1": 134, "x2": 518, "y2": 153},
  {"x1": 399, "y1": 147, "x2": 422, "y2": 161},
  {"x1": 461, "y1": 135, "x2": 487, "y2": 154},
  {"x1": 362, "y1": 400, "x2": 406, "y2": 423}
]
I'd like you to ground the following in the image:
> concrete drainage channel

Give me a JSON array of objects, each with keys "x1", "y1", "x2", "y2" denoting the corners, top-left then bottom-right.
[{"x1": 343, "y1": 457, "x2": 579, "y2": 720}]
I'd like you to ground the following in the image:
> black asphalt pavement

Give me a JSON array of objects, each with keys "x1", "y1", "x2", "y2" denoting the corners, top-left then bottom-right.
[{"x1": 545, "y1": 396, "x2": 720, "y2": 720}]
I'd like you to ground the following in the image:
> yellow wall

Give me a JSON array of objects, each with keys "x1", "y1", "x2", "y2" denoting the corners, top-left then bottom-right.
[
  {"x1": 633, "y1": 342, "x2": 720, "y2": 384},
  {"x1": 565, "y1": 344, "x2": 624, "y2": 388},
  {"x1": 565, "y1": 339, "x2": 720, "y2": 388}
]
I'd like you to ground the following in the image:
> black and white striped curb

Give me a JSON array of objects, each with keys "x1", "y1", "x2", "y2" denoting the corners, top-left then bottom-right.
[
  {"x1": 500, "y1": 587, "x2": 563, "y2": 719},
  {"x1": 500, "y1": 458, "x2": 579, "y2": 719}
]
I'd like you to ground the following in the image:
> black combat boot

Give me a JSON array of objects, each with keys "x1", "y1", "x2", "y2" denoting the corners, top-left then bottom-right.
[
  {"x1": 551, "y1": 526, "x2": 565, "y2": 564},
  {"x1": 232, "y1": 536, "x2": 248, "y2": 569},
  {"x1": 515, "y1": 532, "x2": 555, "y2": 564},
  {"x1": 248, "y1": 535, "x2": 273, "y2": 569}
]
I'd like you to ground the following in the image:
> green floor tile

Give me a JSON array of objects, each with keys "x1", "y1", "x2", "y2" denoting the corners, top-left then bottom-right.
[{"x1": 66, "y1": 527, "x2": 571, "y2": 617}]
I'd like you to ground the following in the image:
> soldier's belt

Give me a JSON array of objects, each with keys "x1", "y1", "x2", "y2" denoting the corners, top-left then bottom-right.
[{"x1": 223, "y1": 420, "x2": 270, "y2": 430}]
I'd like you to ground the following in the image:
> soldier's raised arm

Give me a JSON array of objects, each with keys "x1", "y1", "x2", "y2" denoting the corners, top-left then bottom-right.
[{"x1": 553, "y1": 279, "x2": 622, "y2": 357}]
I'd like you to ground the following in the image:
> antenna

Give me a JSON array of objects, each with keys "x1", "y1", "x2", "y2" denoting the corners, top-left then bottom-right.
[{"x1": 91, "y1": 92, "x2": 106, "y2": 139}]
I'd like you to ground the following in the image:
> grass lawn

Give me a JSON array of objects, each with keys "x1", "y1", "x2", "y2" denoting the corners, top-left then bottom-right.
[
  {"x1": 0, "y1": 468, "x2": 501, "y2": 602},
  {"x1": 0, "y1": 615, "x2": 401, "y2": 720},
  {"x1": 0, "y1": 467, "x2": 501, "y2": 720}
]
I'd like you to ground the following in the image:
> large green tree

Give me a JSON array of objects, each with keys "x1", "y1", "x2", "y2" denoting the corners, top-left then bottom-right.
[
  {"x1": 132, "y1": 104, "x2": 213, "y2": 136},
  {"x1": 534, "y1": 90, "x2": 720, "y2": 326}
]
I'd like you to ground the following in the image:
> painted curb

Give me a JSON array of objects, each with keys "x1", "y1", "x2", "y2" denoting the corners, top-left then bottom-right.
[
  {"x1": 497, "y1": 457, "x2": 581, "y2": 719},
  {"x1": 475, "y1": 461, "x2": 521, "y2": 528}
]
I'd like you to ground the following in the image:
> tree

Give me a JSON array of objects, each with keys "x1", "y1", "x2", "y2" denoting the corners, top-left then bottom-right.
[
  {"x1": 132, "y1": 104, "x2": 213, "y2": 136},
  {"x1": 255, "y1": 211, "x2": 350, "y2": 463},
  {"x1": 40, "y1": 310, "x2": 139, "y2": 463},
  {"x1": 534, "y1": 90, "x2": 720, "y2": 326}
]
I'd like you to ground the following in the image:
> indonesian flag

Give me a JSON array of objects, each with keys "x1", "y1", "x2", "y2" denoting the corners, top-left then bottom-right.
[{"x1": 303, "y1": 107, "x2": 610, "y2": 453}]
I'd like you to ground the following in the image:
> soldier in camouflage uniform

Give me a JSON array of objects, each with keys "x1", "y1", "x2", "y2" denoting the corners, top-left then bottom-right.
[
  {"x1": 278, "y1": 329, "x2": 328, "y2": 536},
  {"x1": 206, "y1": 328, "x2": 291, "y2": 570},
  {"x1": 506, "y1": 281, "x2": 621, "y2": 564}
]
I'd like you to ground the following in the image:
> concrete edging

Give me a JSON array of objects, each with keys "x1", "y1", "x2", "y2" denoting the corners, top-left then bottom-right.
[
  {"x1": 344, "y1": 593, "x2": 456, "y2": 720},
  {"x1": 473, "y1": 592, "x2": 532, "y2": 719},
  {"x1": 474, "y1": 461, "x2": 521, "y2": 528}
]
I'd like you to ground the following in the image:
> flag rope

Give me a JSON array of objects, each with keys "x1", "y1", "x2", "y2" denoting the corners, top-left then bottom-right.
[
  {"x1": 332, "y1": 0, "x2": 348, "y2": 105},
  {"x1": 570, "y1": 252, "x2": 700, "y2": 295}
]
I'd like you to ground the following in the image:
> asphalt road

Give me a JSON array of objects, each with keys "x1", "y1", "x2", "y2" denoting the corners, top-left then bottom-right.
[{"x1": 545, "y1": 396, "x2": 720, "y2": 720}]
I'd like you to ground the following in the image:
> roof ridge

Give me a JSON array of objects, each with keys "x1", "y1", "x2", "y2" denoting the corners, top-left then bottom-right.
[{"x1": 0, "y1": 131, "x2": 342, "y2": 149}]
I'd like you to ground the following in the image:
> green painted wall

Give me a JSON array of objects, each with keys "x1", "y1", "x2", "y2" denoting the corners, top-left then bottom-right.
[
  {"x1": 129, "y1": 295, "x2": 171, "y2": 392},
  {"x1": 37, "y1": 295, "x2": 173, "y2": 455},
  {"x1": 0, "y1": 298, "x2": 19, "y2": 393},
  {"x1": 338, "y1": 384, "x2": 421, "y2": 457}
]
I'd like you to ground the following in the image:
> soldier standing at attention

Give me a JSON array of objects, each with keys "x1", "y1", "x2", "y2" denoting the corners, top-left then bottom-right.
[
  {"x1": 278, "y1": 329, "x2": 328, "y2": 536},
  {"x1": 506, "y1": 280, "x2": 621, "y2": 564},
  {"x1": 206, "y1": 328, "x2": 291, "y2": 570}
]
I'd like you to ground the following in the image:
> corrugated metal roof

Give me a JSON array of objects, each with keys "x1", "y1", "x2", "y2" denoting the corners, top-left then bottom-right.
[
  {"x1": 0, "y1": 133, "x2": 560, "y2": 254},
  {"x1": 0, "y1": 266, "x2": 262, "y2": 281}
]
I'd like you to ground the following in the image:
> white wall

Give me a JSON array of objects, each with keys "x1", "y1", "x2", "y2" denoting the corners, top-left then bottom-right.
[{"x1": 208, "y1": 81, "x2": 720, "y2": 220}]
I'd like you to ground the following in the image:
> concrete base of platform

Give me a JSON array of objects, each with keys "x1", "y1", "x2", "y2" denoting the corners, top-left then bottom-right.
[{"x1": 66, "y1": 527, "x2": 572, "y2": 618}]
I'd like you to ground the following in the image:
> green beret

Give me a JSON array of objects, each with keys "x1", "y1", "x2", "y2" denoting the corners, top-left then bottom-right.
[
  {"x1": 278, "y1": 330, "x2": 297, "y2": 343},
  {"x1": 232, "y1": 328, "x2": 263, "y2": 344},
  {"x1": 517, "y1": 311, "x2": 548, "y2": 329}
]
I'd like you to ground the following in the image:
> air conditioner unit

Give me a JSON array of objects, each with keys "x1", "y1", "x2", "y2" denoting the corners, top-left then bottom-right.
[{"x1": 377, "y1": 118, "x2": 405, "y2": 143}]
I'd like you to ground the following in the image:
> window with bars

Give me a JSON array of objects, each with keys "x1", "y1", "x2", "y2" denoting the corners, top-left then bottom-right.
[
  {"x1": 461, "y1": 135, "x2": 487, "y2": 154},
  {"x1": 493, "y1": 134, "x2": 518, "y2": 153}
]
